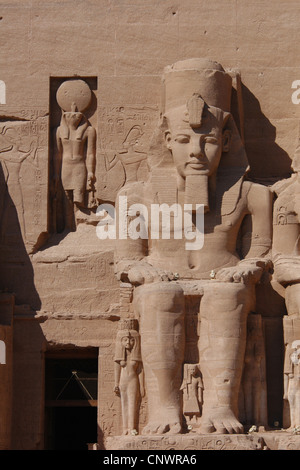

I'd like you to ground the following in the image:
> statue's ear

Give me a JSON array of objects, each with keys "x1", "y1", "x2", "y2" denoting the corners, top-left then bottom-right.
[
  {"x1": 164, "y1": 130, "x2": 172, "y2": 149},
  {"x1": 222, "y1": 112, "x2": 231, "y2": 152},
  {"x1": 222, "y1": 128, "x2": 231, "y2": 153}
]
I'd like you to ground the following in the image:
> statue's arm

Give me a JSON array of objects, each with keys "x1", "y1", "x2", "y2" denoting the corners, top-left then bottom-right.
[
  {"x1": 114, "y1": 361, "x2": 121, "y2": 396},
  {"x1": 216, "y1": 182, "x2": 273, "y2": 284},
  {"x1": 114, "y1": 185, "x2": 172, "y2": 286},
  {"x1": 244, "y1": 182, "x2": 273, "y2": 260},
  {"x1": 86, "y1": 126, "x2": 96, "y2": 186},
  {"x1": 139, "y1": 366, "x2": 145, "y2": 398},
  {"x1": 272, "y1": 183, "x2": 300, "y2": 285},
  {"x1": 53, "y1": 127, "x2": 62, "y2": 191},
  {"x1": 114, "y1": 184, "x2": 150, "y2": 284},
  {"x1": 236, "y1": 182, "x2": 273, "y2": 282}
]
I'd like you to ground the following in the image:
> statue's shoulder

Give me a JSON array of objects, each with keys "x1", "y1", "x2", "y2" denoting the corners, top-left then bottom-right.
[
  {"x1": 241, "y1": 180, "x2": 273, "y2": 212},
  {"x1": 242, "y1": 179, "x2": 271, "y2": 196},
  {"x1": 86, "y1": 125, "x2": 96, "y2": 136},
  {"x1": 272, "y1": 174, "x2": 297, "y2": 198}
]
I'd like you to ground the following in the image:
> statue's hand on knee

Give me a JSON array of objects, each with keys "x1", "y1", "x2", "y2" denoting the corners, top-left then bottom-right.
[
  {"x1": 216, "y1": 258, "x2": 272, "y2": 285},
  {"x1": 115, "y1": 260, "x2": 174, "y2": 286}
]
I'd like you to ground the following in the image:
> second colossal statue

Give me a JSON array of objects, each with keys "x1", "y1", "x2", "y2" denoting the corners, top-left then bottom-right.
[
  {"x1": 273, "y1": 149, "x2": 300, "y2": 429},
  {"x1": 114, "y1": 59, "x2": 273, "y2": 435}
]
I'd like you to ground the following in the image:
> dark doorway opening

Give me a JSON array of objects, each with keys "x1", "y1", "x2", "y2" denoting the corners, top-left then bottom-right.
[
  {"x1": 44, "y1": 349, "x2": 98, "y2": 450},
  {"x1": 46, "y1": 406, "x2": 97, "y2": 450}
]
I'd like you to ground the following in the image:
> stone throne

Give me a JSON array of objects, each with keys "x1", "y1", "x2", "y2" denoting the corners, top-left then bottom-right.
[{"x1": 111, "y1": 58, "x2": 274, "y2": 442}]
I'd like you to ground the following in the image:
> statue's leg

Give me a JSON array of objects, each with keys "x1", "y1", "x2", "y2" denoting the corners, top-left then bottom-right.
[
  {"x1": 133, "y1": 281, "x2": 185, "y2": 435},
  {"x1": 288, "y1": 380, "x2": 300, "y2": 429},
  {"x1": 288, "y1": 383, "x2": 296, "y2": 429},
  {"x1": 73, "y1": 187, "x2": 85, "y2": 208},
  {"x1": 199, "y1": 281, "x2": 254, "y2": 434},
  {"x1": 253, "y1": 379, "x2": 261, "y2": 426},
  {"x1": 120, "y1": 387, "x2": 129, "y2": 435},
  {"x1": 241, "y1": 373, "x2": 253, "y2": 425},
  {"x1": 285, "y1": 284, "x2": 300, "y2": 315},
  {"x1": 63, "y1": 190, "x2": 75, "y2": 231},
  {"x1": 127, "y1": 376, "x2": 140, "y2": 434}
]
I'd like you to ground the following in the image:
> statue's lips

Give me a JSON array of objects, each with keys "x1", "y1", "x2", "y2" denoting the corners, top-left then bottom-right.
[{"x1": 186, "y1": 160, "x2": 206, "y2": 170}]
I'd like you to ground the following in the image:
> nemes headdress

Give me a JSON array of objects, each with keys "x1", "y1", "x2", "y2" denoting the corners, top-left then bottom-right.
[{"x1": 148, "y1": 58, "x2": 250, "y2": 216}]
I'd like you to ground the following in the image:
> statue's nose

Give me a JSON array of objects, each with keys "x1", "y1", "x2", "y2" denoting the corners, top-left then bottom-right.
[{"x1": 189, "y1": 138, "x2": 203, "y2": 158}]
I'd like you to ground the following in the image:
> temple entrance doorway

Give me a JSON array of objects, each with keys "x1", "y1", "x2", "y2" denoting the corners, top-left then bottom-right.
[{"x1": 44, "y1": 349, "x2": 98, "y2": 450}]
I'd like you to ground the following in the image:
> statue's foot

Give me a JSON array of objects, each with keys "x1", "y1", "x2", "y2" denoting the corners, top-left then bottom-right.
[
  {"x1": 142, "y1": 420, "x2": 181, "y2": 435},
  {"x1": 199, "y1": 407, "x2": 244, "y2": 434},
  {"x1": 122, "y1": 428, "x2": 138, "y2": 436}
]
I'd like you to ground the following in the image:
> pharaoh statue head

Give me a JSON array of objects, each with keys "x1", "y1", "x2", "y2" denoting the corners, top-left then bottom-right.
[{"x1": 148, "y1": 59, "x2": 249, "y2": 215}]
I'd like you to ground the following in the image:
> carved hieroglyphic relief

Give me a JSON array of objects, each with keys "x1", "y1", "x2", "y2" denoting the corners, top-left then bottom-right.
[
  {"x1": 97, "y1": 105, "x2": 158, "y2": 202},
  {"x1": 0, "y1": 107, "x2": 48, "y2": 254},
  {"x1": 105, "y1": 433, "x2": 265, "y2": 451},
  {"x1": 99, "y1": 354, "x2": 121, "y2": 437}
]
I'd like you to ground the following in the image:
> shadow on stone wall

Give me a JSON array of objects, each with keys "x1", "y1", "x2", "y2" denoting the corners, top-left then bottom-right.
[
  {"x1": 0, "y1": 162, "x2": 41, "y2": 311},
  {"x1": 241, "y1": 83, "x2": 292, "y2": 181}
]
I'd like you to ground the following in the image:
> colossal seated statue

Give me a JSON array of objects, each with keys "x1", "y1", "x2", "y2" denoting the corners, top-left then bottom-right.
[
  {"x1": 113, "y1": 59, "x2": 273, "y2": 435},
  {"x1": 273, "y1": 149, "x2": 300, "y2": 429}
]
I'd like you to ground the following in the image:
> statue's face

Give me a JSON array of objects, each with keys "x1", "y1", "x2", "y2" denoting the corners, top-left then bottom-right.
[
  {"x1": 165, "y1": 107, "x2": 229, "y2": 179},
  {"x1": 121, "y1": 335, "x2": 135, "y2": 350},
  {"x1": 189, "y1": 365, "x2": 198, "y2": 376},
  {"x1": 63, "y1": 111, "x2": 82, "y2": 128}
]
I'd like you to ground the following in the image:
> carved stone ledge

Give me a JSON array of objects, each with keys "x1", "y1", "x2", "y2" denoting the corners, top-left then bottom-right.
[
  {"x1": 101, "y1": 432, "x2": 300, "y2": 450},
  {"x1": 103, "y1": 433, "x2": 267, "y2": 451}
]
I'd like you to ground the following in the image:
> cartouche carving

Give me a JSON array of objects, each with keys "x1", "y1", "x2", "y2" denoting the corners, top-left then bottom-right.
[
  {"x1": 54, "y1": 79, "x2": 96, "y2": 231},
  {"x1": 114, "y1": 58, "x2": 273, "y2": 435}
]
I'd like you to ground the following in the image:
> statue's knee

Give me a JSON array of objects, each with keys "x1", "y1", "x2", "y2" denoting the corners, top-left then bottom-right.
[
  {"x1": 73, "y1": 188, "x2": 85, "y2": 206},
  {"x1": 286, "y1": 284, "x2": 300, "y2": 316},
  {"x1": 200, "y1": 281, "x2": 254, "y2": 325},
  {"x1": 134, "y1": 281, "x2": 184, "y2": 315},
  {"x1": 133, "y1": 282, "x2": 185, "y2": 344}
]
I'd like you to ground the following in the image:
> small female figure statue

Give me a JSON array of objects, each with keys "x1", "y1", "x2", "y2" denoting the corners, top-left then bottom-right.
[
  {"x1": 114, "y1": 319, "x2": 144, "y2": 435},
  {"x1": 180, "y1": 363, "x2": 203, "y2": 427},
  {"x1": 284, "y1": 340, "x2": 300, "y2": 430}
]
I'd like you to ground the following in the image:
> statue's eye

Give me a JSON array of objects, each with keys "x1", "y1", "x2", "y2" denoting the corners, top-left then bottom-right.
[
  {"x1": 175, "y1": 135, "x2": 190, "y2": 144},
  {"x1": 204, "y1": 137, "x2": 218, "y2": 144}
]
